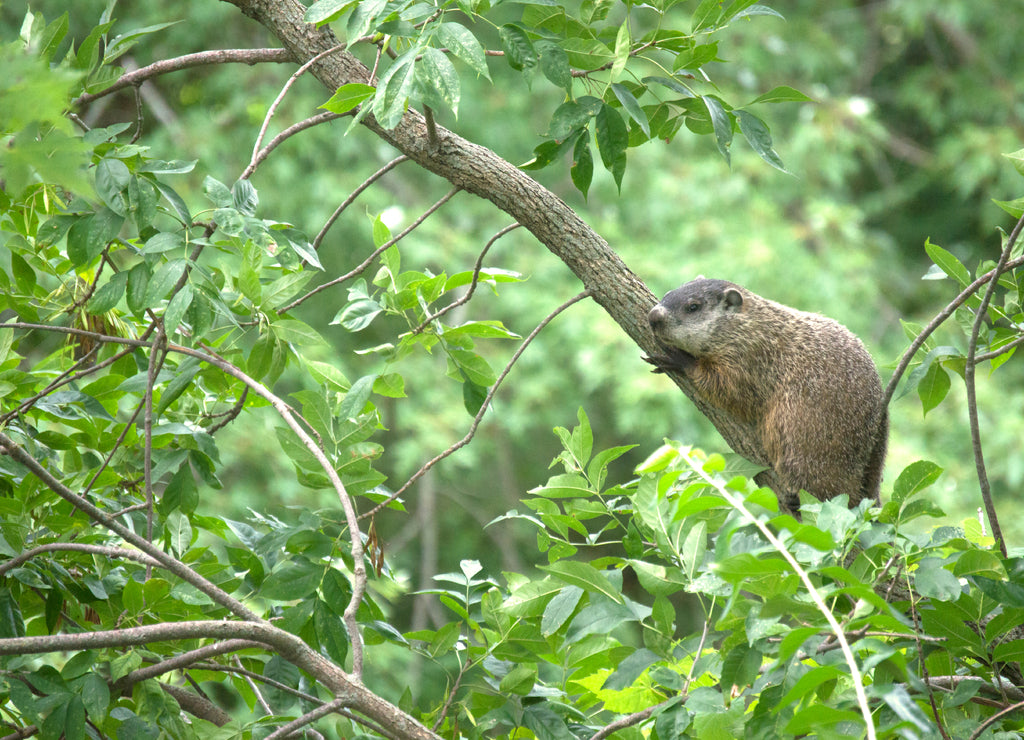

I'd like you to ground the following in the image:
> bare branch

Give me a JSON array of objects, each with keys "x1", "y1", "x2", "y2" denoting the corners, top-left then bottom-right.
[
  {"x1": 963, "y1": 213, "x2": 1024, "y2": 557},
  {"x1": 362, "y1": 289, "x2": 592, "y2": 520},
  {"x1": 242, "y1": 111, "x2": 346, "y2": 180},
  {"x1": 247, "y1": 44, "x2": 348, "y2": 177},
  {"x1": 588, "y1": 698, "x2": 676, "y2": 740},
  {"x1": 413, "y1": 222, "x2": 522, "y2": 333},
  {"x1": 0, "y1": 543, "x2": 161, "y2": 576},
  {"x1": 73, "y1": 48, "x2": 295, "y2": 107},
  {"x1": 309, "y1": 155, "x2": 410, "y2": 254},
  {"x1": 111, "y1": 640, "x2": 264, "y2": 692},
  {"x1": 287, "y1": 187, "x2": 459, "y2": 313}
]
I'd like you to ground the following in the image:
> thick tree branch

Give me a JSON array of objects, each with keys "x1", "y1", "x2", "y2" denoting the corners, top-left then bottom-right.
[{"x1": 220, "y1": 0, "x2": 768, "y2": 474}]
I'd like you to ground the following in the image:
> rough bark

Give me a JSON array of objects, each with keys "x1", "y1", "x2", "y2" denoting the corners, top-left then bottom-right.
[{"x1": 219, "y1": 0, "x2": 773, "y2": 476}]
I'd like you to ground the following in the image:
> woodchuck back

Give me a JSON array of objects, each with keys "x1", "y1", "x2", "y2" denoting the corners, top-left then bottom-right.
[{"x1": 646, "y1": 277, "x2": 888, "y2": 514}]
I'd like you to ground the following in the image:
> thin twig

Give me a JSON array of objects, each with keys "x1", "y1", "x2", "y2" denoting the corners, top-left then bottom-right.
[
  {"x1": 361, "y1": 289, "x2": 592, "y2": 520},
  {"x1": 882, "y1": 254, "x2": 1024, "y2": 407},
  {"x1": 248, "y1": 44, "x2": 348, "y2": 174},
  {"x1": 413, "y1": 223, "x2": 521, "y2": 334},
  {"x1": 111, "y1": 640, "x2": 264, "y2": 692},
  {"x1": 588, "y1": 698, "x2": 676, "y2": 740},
  {"x1": 263, "y1": 698, "x2": 348, "y2": 740},
  {"x1": 0, "y1": 543, "x2": 161, "y2": 576},
  {"x1": 310, "y1": 155, "x2": 410, "y2": 253},
  {"x1": 241, "y1": 111, "x2": 345, "y2": 180},
  {"x1": 968, "y1": 699, "x2": 1024, "y2": 740},
  {"x1": 287, "y1": 187, "x2": 459, "y2": 313},
  {"x1": 963, "y1": 214, "x2": 1024, "y2": 558}
]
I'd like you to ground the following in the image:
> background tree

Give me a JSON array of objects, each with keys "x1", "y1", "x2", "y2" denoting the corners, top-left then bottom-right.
[{"x1": 1, "y1": 0, "x2": 1024, "y2": 738}]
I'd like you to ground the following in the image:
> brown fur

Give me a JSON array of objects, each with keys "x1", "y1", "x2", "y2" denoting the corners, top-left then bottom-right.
[{"x1": 645, "y1": 277, "x2": 888, "y2": 514}]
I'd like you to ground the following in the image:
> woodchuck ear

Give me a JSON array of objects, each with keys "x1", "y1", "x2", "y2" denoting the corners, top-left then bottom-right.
[{"x1": 723, "y1": 288, "x2": 744, "y2": 310}]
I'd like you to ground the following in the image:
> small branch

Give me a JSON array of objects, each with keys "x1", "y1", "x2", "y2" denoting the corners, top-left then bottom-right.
[
  {"x1": 882, "y1": 254, "x2": 1024, "y2": 408},
  {"x1": 308, "y1": 155, "x2": 410, "y2": 254},
  {"x1": 0, "y1": 543, "x2": 160, "y2": 577},
  {"x1": 969, "y1": 699, "x2": 1024, "y2": 740},
  {"x1": 144, "y1": 326, "x2": 168, "y2": 548},
  {"x1": 241, "y1": 111, "x2": 345, "y2": 180},
  {"x1": 111, "y1": 640, "x2": 264, "y2": 693},
  {"x1": 974, "y1": 333, "x2": 1024, "y2": 362},
  {"x1": 413, "y1": 223, "x2": 521, "y2": 334},
  {"x1": 263, "y1": 698, "x2": 349, "y2": 740},
  {"x1": 362, "y1": 289, "x2": 592, "y2": 520},
  {"x1": 963, "y1": 214, "x2": 1024, "y2": 558},
  {"x1": 588, "y1": 698, "x2": 675, "y2": 740},
  {"x1": 247, "y1": 44, "x2": 348, "y2": 177},
  {"x1": 287, "y1": 187, "x2": 459, "y2": 313},
  {"x1": 73, "y1": 48, "x2": 295, "y2": 107},
  {"x1": 189, "y1": 343, "x2": 367, "y2": 679}
]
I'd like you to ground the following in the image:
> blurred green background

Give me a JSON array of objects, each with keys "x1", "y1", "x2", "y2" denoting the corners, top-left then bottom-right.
[{"x1": 4, "y1": 0, "x2": 1021, "y2": 600}]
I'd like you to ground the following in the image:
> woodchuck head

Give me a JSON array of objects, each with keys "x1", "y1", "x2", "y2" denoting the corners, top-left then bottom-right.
[{"x1": 648, "y1": 278, "x2": 746, "y2": 357}]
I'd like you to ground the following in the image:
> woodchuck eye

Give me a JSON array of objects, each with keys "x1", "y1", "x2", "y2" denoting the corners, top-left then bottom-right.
[{"x1": 685, "y1": 302, "x2": 701, "y2": 313}]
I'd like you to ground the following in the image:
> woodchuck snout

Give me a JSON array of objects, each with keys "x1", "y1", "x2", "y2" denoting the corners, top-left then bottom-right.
[{"x1": 645, "y1": 277, "x2": 888, "y2": 515}]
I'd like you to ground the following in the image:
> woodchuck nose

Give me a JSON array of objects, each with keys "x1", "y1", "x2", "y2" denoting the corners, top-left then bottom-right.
[{"x1": 645, "y1": 277, "x2": 888, "y2": 515}]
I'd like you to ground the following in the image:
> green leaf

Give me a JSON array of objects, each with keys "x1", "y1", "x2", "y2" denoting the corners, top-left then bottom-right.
[
  {"x1": 321, "y1": 83, "x2": 375, "y2": 115},
  {"x1": 892, "y1": 460, "x2": 942, "y2": 504},
  {"x1": 499, "y1": 24, "x2": 537, "y2": 71},
  {"x1": 540, "y1": 561, "x2": 622, "y2": 603},
  {"x1": 736, "y1": 109, "x2": 788, "y2": 172},
  {"x1": 611, "y1": 83, "x2": 650, "y2": 138},
  {"x1": 701, "y1": 95, "x2": 733, "y2": 165},
  {"x1": 145, "y1": 258, "x2": 186, "y2": 305},
  {"x1": 262, "y1": 560, "x2": 325, "y2": 601},
  {"x1": 373, "y1": 51, "x2": 417, "y2": 129},
  {"x1": 602, "y1": 648, "x2": 660, "y2": 690},
  {"x1": 691, "y1": 0, "x2": 722, "y2": 32},
  {"x1": 914, "y1": 558, "x2": 961, "y2": 601},
  {"x1": 314, "y1": 599, "x2": 349, "y2": 664},
  {"x1": 163, "y1": 283, "x2": 193, "y2": 337},
  {"x1": 747, "y1": 85, "x2": 814, "y2": 105},
  {"x1": 499, "y1": 663, "x2": 538, "y2": 695},
  {"x1": 437, "y1": 23, "x2": 490, "y2": 81},
  {"x1": 916, "y1": 360, "x2": 950, "y2": 415},
  {"x1": 340, "y1": 374, "x2": 377, "y2": 419},
  {"x1": 67, "y1": 209, "x2": 124, "y2": 267},
  {"x1": 271, "y1": 318, "x2": 327, "y2": 346},
  {"x1": 304, "y1": 0, "x2": 354, "y2": 25},
  {"x1": 924, "y1": 238, "x2": 971, "y2": 287},
  {"x1": 417, "y1": 47, "x2": 460, "y2": 116},
  {"x1": 571, "y1": 132, "x2": 593, "y2": 197},
  {"x1": 86, "y1": 270, "x2": 128, "y2": 314},
  {"x1": 462, "y1": 378, "x2": 488, "y2": 416},
  {"x1": 536, "y1": 40, "x2": 571, "y2": 92},
  {"x1": 595, "y1": 103, "x2": 628, "y2": 189},
  {"x1": 541, "y1": 585, "x2": 583, "y2": 636},
  {"x1": 347, "y1": 0, "x2": 386, "y2": 39},
  {"x1": 611, "y1": 23, "x2": 629, "y2": 81}
]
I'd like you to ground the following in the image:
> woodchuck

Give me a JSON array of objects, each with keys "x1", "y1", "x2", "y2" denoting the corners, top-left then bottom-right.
[{"x1": 645, "y1": 277, "x2": 888, "y2": 514}]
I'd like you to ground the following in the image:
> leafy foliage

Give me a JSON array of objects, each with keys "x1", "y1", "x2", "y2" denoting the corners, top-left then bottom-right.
[
  {"x1": 309, "y1": 0, "x2": 807, "y2": 193},
  {"x1": 1, "y1": 2, "x2": 1024, "y2": 740}
]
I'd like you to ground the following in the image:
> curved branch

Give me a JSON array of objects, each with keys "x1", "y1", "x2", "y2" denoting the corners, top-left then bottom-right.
[
  {"x1": 73, "y1": 48, "x2": 295, "y2": 107},
  {"x1": 963, "y1": 213, "x2": 1024, "y2": 557},
  {"x1": 0, "y1": 620, "x2": 439, "y2": 739},
  {"x1": 363, "y1": 289, "x2": 592, "y2": 520},
  {"x1": 0, "y1": 543, "x2": 160, "y2": 577}
]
